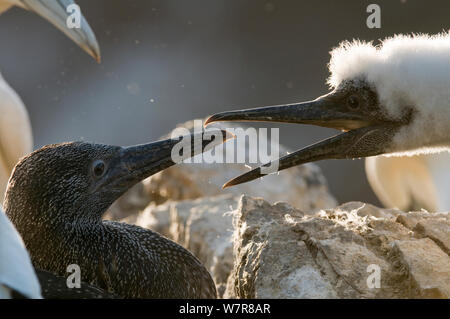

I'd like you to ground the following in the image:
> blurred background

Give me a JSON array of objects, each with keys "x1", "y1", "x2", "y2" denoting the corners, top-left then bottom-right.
[{"x1": 0, "y1": 0, "x2": 448, "y2": 205}]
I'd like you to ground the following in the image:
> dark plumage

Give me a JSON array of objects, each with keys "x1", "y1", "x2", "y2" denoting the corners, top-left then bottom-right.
[
  {"x1": 7, "y1": 267, "x2": 115, "y2": 299},
  {"x1": 4, "y1": 132, "x2": 230, "y2": 298},
  {"x1": 33, "y1": 269, "x2": 117, "y2": 299}
]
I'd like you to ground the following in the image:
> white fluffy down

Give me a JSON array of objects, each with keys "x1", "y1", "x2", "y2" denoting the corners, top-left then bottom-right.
[{"x1": 327, "y1": 32, "x2": 450, "y2": 153}]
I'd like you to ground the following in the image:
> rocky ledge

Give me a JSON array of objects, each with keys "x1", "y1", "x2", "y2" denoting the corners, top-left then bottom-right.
[
  {"x1": 226, "y1": 197, "x2": 449, "y2": 299},
  {"x1": 110, "y1": 120, "x2": 449, "y2": 299},
  {"x1": 122, "y1": 194, "x2": 449, "y2": 299}
]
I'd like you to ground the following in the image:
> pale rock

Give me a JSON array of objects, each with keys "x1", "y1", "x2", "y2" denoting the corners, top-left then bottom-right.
[
  {"x1": 121, "y1": 202, "x2": 172, "y2": 237},
  {"x1": 391, "y1": 238, "x2": 450, "y2": 298},
  {"x1": 226, "y1": 196, "x2": 450, "y2": 299},
  {"x1": 396, "y1": 212, "x2": 450, "y2": 255}
]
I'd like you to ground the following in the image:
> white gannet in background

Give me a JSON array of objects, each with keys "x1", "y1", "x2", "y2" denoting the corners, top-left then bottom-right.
[
  {"x1": 0, "y1": 0, "x2": 100, "y2": 299},
  {"x1": 0, "y1": 0, "x2": 100, "y2": 203},
  {"x1": 365, "y1": 153, "x2": 450, "y2": 212},
  {"x1": 0, "y1": 72, "x2": 32, "y2": 205},
  {"x1": 0, "y1": 0, "x2": 100, "y2": 61},
  {"x1": 205, "y1": 32, "x2": 450, "y2": 212},
  {"x1": 0, "y1": 207, "x2": 41, "y2": 298}
]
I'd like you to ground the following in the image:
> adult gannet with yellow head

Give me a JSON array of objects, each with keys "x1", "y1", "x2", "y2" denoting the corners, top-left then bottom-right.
[
  {"x1": 0, "y1": 0, "x2": 100, "y2": 203},
  {"x1": 206, "y1": 32, "x2": 450, "y2": 211}
]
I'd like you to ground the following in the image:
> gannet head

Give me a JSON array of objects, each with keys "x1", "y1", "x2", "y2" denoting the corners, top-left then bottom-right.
[{"x1": 4, "y1": 131, "x2": 231, "y2": 223}]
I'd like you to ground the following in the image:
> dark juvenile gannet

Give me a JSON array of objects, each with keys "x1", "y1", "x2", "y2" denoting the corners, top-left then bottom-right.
[
  {"x1": 0, "y1": 0, "x2": 100, "y2": 202},
  {"x1": 205, "y1": 33, "x2": 450, "y2": 200},
  {"x1": 4, "y1": 131, "x2": 232, "y2": 298}
]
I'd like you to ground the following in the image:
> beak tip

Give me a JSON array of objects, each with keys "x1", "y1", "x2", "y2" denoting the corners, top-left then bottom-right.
[
  {"x1": 222, "y1": 182, "x2": 232, "y2": 189},
  {"x1": 204, "y1": 116, "x2": 214, "y2": 127},
  {"x1": 204, "y1": 113, "x2": 226, "y2": 127},
  {"x1": 89, "y1": 46, "x2": 101, "y2": 63},
  {"x1": 222, "y1": 176, "x2": 242, "y2": 189}
]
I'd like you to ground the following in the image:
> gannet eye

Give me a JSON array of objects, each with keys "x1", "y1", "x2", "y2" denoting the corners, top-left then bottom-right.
[
  {"x1": 347, "y1": 95, "x2": 360, "y2": 111},
  {"x1": 92, "y1": 160, "x2": 106, "y2": 177}
]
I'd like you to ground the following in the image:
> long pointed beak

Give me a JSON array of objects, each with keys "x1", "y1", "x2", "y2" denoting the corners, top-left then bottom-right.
[
  {"x1": 205, "y1": 93, "x2": 400, "y2": 187},
  {"x1": 223, "y1": 125, "x2": 396, "y2": 187},
  {"x1": 205, "y1": 95, "x2": 371, "y2": 131},
  {"x1": 103, "y1": 129, "x2": 234, "y2": 193},
  {"x1": 20, "y1": 0, "x2": 101, "y2": 62}
]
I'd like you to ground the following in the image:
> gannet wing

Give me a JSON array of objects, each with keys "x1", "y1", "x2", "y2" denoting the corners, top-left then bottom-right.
[
  {"x1": 0, "y1": 73, "x2": 33, "y2": 202},
  {"x1": 365, "y1": 153, "x2": 450, "y2": 212},
  {"x1": 0, "y1": 208, "x2": 42, "y2": 298}
]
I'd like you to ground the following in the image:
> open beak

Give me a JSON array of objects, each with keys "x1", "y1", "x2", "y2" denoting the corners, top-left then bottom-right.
[
  {"x1": 101, "y1": 129, "x2": 234, "y2": 194},
  {"x1": 20, "y1": 0, "x2": 101, "y2": 62},
  {"x1": 205, "y1": 93, "x2": 399, "y2": 187}
]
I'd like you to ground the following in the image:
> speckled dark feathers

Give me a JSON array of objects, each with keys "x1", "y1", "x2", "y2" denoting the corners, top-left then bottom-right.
[{"x1": 35, "y1": 269, "x2": 117, "y2": 299}]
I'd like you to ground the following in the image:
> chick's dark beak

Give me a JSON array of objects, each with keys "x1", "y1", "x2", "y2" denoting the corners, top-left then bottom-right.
[
  {"x1": 205, "y1": 93, "x2": 372, "y2": 131},
  {"x1": 205, "y1": 93, "x2": 399, "y2": 187}
]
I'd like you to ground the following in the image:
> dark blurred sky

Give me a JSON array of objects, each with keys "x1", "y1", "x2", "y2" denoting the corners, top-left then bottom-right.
[{"x1": 0, "y1": 0, "x2": 448, "y2": 205}]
